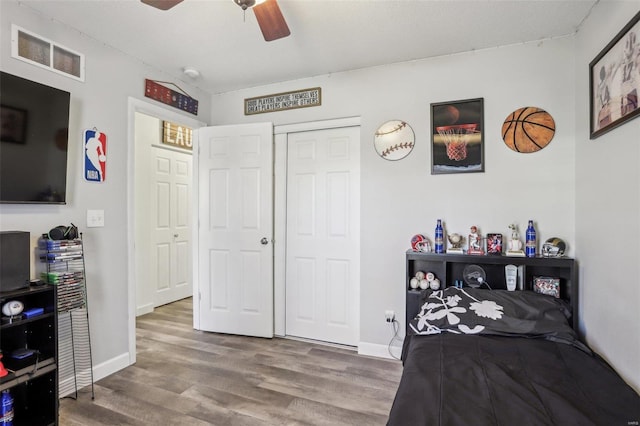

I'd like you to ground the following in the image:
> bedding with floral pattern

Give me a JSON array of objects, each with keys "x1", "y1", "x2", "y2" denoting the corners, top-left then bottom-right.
[{"x1": 409, "y1": 287, "x2": 588, "y2": 351}]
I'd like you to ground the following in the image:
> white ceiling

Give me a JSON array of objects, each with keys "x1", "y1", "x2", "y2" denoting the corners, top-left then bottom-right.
[{"x1": 18, "y1": 0, "x2": 598, "y2": 95}]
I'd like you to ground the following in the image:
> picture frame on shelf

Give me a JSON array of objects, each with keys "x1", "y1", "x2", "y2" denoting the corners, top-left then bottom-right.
[
  {"x1": 431, "y1": 97, "x2": 484, "y2": 174},
  {"x1": 533, "y1": 276, "x2": 561, "y2": 298},
  {"x1": 486, "y1": 233, "x2": 503, "y2": 255},
  {"x1": 589, "y1": 11, "x2": 640, "y2": 139}
]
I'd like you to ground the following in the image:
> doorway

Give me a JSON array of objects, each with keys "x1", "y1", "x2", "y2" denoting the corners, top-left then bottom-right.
[
  {"x1": 127, "y1": 98, "x2": 205, "y2": 365},
  {"x1": 134, "y1": 112, "x2": 193, "y2": 315}
]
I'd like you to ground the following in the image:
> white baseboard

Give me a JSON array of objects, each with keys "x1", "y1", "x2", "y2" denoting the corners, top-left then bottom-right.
[
  {"x1": 58, "y1": 352, "x2": 130, "y2": 398},
  {"x1": 358, "y1": 341, "x2": 403, "y2": 360},
  {"x1": 136, "y1": 303, "x2": 154, "y2": 317},
  {"x1": 93, "y1": 352, "x2": 131, "y2": 381}
]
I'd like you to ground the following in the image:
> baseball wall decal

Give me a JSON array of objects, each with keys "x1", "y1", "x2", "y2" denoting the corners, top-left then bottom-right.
[{"x1": 374, "y1": 120, "x2": 415, "y2": 160}]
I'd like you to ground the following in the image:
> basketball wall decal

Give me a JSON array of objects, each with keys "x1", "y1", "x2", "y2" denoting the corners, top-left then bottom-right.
[{"x1": 501, "y1": 107, "x2": 556, "y2": 153}]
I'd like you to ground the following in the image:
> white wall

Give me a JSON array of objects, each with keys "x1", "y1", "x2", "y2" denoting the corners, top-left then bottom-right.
[
  {"x1": 209, "y1": 37, "x2": 578, "y2": 353},
  {"x1": 574, "y1": 1, "x2": 640, "y2": 393},
  {"x1": 0, "y1": 1, "x2": 211, "y2": 378}
]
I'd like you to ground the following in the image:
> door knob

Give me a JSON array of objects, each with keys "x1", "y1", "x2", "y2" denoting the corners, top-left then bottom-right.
[
  {"x1": 174, "y1": 234, "x2": 179, "y2": 238},
  {"x1": 260, "y1": 237, "x2": 269, "y2": 245}
]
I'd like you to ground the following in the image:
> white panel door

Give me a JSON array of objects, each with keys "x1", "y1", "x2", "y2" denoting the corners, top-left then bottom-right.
[
  {"x1": 286, "y1": 126, "x2": 360, "y2": 346},
  {"x1": 196, "y1": 123, "x2": 273, "y2": 337},
  {"x1": 151, "y1": 146, "x2": 192, "y2": 307}
]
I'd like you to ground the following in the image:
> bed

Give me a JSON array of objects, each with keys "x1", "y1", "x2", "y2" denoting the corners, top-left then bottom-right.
[{"x1": 387, "y1": 287, "x2": 640, "y2": 425}]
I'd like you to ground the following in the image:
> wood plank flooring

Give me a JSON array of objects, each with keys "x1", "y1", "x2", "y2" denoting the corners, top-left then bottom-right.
[{"x1": 59, "y1": 298, "x2": 403, "y2": 425}]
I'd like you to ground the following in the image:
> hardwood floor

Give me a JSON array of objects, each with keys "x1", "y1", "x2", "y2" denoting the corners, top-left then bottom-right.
[{"x1": 59, "y1": 298, "x2": 403, "y2": 425}]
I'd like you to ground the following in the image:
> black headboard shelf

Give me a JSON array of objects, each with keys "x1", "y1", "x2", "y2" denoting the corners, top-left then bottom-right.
[{"x1": 405, "y1": 250, "x2": 579, "y2": 335}]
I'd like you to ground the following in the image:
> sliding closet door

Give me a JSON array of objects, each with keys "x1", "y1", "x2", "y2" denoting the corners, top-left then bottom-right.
[{"x1": 285, "y1": 126, "x2": 360, "y2": 346}]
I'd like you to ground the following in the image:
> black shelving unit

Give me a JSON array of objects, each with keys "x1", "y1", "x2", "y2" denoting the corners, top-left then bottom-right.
[
  {"x1": 0, "y1": 285, "x2": 58, "y2": 426},
  {"x1": 405, "y1": 250, "x2": 578, "y2": 333}
]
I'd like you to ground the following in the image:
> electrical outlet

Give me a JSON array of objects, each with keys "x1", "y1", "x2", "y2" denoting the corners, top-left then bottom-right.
[{"x1": 385, "y1": 310, "x2": 395, "y2": 322}]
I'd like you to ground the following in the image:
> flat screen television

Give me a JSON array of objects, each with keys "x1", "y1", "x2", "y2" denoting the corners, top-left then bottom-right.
[{"x1": 0, "y1": 71, "x2": 70, "y2": 204}]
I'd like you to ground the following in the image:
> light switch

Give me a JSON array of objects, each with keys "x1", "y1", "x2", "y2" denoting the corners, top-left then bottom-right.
[{"x1": 87, "y1": 209, "x2": 105, "y2": 228}]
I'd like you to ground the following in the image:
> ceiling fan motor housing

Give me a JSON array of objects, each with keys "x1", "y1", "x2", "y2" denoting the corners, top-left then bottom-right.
[{"x1": 234, "y1": 0, "x2": 256, "y2": 10}]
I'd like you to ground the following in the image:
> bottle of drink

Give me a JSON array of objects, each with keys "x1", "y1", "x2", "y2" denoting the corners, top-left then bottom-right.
[
  {"x1": 525, "y1": 220, "x2": 536, "y2": 258},
  {"x1": 435, "y1": 219, "x2": 444, "y2": 254},
  {"x1": 0, "y1": 389, "x2": 13, "y2": 426}
]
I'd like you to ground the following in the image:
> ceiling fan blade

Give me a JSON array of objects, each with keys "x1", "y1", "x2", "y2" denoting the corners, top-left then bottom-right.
[
  {"x1": 141, "y1": 0, "x2": 184, "y2": 10},
  {"x1": 253, "y1": 0, "x2": 290, "y2": 42}
]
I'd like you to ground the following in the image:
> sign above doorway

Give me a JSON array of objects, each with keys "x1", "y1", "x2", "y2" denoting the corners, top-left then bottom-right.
[{"x1": 144, "y1": 79, "x2": 199, "y2": 116}]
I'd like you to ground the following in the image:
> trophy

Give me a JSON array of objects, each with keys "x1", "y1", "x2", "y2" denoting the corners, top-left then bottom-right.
[
  {"x1": 446, "y1": 233, "x2": 464, "y2": 254},
  {"x1": 467, "y1": 226, "x2": 484, "y2": 255},
  {"x1": 506, "y1": 224, "x2": 525, "y2": 257}
]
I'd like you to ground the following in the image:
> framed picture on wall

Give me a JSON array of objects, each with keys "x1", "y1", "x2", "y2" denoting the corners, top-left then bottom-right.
[
  {"x1": 589, "y1": 11, "x2": 640, "y2": 139},
  {"x1": 431, "y1": 98, "x2": 484, "y2": 174}
]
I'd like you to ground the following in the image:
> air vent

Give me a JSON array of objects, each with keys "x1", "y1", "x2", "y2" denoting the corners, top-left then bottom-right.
[{"x1": 11, "y1": 25, "x2": 84, "y2": 81}]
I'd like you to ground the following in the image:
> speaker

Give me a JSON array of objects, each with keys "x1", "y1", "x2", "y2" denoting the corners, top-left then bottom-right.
[{"x1": 0, "y1": 231, "x2": 30, "y2": 293}]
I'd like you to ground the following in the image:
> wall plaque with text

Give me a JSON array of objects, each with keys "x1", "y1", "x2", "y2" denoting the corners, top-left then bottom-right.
[
  {"x1": 244, "y1": 87, "x2": 321, "y2": 115},
  {"x1": 162, "y1": 121, "x2": 193, "y2": 151}
]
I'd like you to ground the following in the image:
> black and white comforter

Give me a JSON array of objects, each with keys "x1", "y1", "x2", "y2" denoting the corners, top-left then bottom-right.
[{"x1": 387, "y1": 288, "x2": 640, "y2": 425}]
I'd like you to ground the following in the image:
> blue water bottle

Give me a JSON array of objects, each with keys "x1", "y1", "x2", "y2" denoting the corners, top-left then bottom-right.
[
  {"x1": 435, "y1": 219, "x2": 444, "y2": 254},
  {"x1": 0, "y1": 389, "x2": 13, "y2": 426},
  {"x1": 525, "y1": 220, "x2": 536, "y2": 258}
]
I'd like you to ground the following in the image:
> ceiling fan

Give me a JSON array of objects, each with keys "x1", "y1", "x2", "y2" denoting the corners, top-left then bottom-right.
[{"x1": 141, "y1": 0, "x2": 290, "y2": 42}]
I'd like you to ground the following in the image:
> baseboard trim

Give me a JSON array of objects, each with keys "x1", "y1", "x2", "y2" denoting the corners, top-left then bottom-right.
[
  {"x1": 58, "y1": 352, "x2": 130, "y2": 398},
  {"x1": 136, "y1": 303, "x2": 154, "y2": 317},
  {"x1": 93, "y1": 352, "x2": 131, "y2": 382},
  {"x1": 358, "y1": 341, "x2": 403, "y2": 360}
]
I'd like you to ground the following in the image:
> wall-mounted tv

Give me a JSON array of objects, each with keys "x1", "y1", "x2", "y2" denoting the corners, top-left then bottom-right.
[{"x1": 0, "y1": 71, "x2": 70, "y2": 204}]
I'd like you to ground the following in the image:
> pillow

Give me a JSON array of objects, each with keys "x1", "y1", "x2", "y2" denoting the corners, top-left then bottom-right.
[{"x1": 409, "y1": 288, "x2": 586, "y2": 351}]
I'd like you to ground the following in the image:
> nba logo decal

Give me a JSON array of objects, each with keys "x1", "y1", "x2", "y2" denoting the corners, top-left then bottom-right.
[{"x1": 84, "y1": 129, "x2": 107, "y2": 182}]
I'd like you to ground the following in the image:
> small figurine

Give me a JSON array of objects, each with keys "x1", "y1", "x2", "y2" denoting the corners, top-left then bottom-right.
[
  {"x1": 468, "y1": 225, "x2": 484, "y2": 255},
  {"x1": 506, "y1": 224, "x2": 525, "y2": 257}
]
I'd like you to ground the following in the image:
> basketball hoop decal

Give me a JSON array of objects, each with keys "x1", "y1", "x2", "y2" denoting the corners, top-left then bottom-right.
[
  {"x1": 431, "y1": 98, "x2": 484, "y2": 174},
  {"x1": 435, "y1": 123, "x2": 478, "y2": 161}
]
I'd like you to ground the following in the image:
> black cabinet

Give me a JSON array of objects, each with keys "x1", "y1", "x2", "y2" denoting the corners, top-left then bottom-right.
[
  {"x1": 0, "y1": 285, "x2": 58, "y2": 425},
  {"x1": 405, "y1": 250, "x2": 578, "y2": 332}
]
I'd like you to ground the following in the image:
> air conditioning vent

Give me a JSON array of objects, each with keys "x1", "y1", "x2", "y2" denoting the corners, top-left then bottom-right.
[{"x1": 11, "y1": 24, "x2": 84, "y2": 81}]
